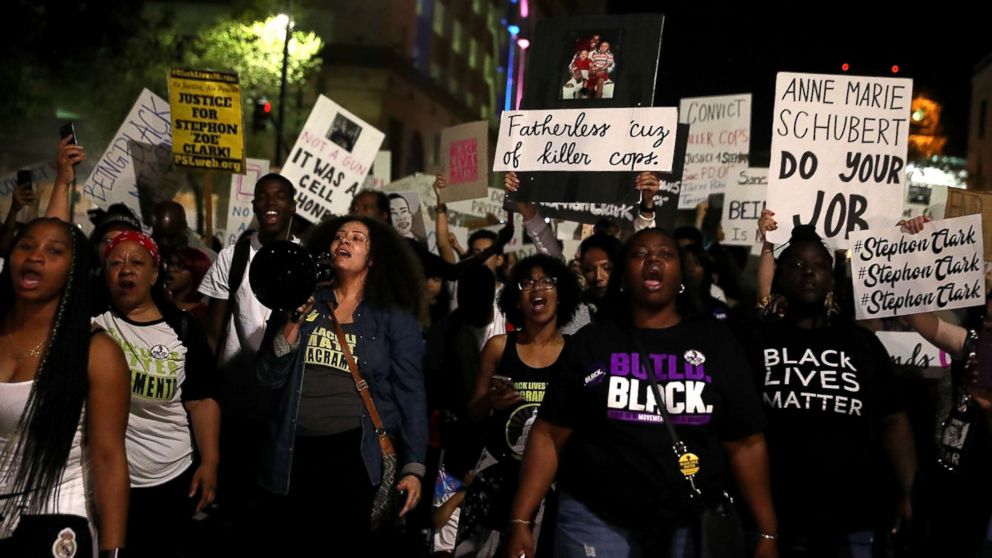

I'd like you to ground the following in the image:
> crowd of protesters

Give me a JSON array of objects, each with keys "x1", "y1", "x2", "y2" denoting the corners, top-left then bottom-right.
[{"x1": 1, "y1": 132, "x2": 991, "y2": 558}]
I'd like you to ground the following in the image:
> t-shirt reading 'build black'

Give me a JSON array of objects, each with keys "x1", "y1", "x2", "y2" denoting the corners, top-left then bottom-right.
[
  {"x1": 739, "y1": 319, "x2": 902, "y2": 536},
  {"x1": 539, "y1": 318, "x2": 765, "y2": 531}
]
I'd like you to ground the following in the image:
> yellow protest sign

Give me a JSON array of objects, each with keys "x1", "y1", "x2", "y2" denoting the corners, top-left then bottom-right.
[{"x1": 168, "y1": 68, "x2": 245, "y2": 173}]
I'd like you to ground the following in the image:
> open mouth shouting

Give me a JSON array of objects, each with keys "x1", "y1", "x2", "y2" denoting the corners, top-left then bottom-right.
[
  {"x1": 18, "y1": 266, "x2": 43, "y2": 290},
  {"x1": 262, "y1": 209, "x2": 281, "y2": 227},
  {"x1": 642, "y1": 262, "x2": 664, "y2": 292}
]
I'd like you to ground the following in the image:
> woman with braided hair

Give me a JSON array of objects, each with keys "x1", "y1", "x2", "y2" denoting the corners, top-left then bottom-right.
[{"x1": 0, "y1": 217, "x2": 130, "y2": 557}]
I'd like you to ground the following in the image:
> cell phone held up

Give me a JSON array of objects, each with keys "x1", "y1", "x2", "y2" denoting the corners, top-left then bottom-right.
[
  {"x1": 59, "y1": 122, "x2": 77, "y2": 145},
  {"x1": 16, "y1": 169, "x2": 32, "y2": 189}
]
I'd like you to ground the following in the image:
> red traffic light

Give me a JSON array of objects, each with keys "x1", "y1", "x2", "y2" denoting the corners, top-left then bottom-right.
[
  {"x1": 841, "y1": 63, "x2": 850, "y2": 72},
  {"x1": 263, "y1": 101, "x2": 272, "y2": 113},
  {"x1": 891, "y1": 65, "x2": 900, "y2": 74}
]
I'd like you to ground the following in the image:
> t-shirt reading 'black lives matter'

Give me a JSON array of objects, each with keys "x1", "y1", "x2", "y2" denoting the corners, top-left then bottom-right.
[
  {"x1": 539, "y1": 318, "x2": 765, "y2": 530},
  {"x1": 739, "y1": 319, "x2": 902, "y2": 536},
  {"x1": 296, "y1": 314, "x2": 363, "y2": 436}
]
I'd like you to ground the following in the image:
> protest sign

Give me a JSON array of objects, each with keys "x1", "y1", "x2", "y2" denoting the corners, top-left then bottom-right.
[
  {"x1": 767, "y1": 73, "x2": 912, "y2": 247},
  {"x1": 850, "y1": 214, "x2": 985, "y2": 319},
  {"x1": 678, "y1": 94, "x2": 751, "y2": 209},
  {"x1": 362, "y1": 151, "x2": 392, "y2": 190},
  {"x1": 1, "y1": 161, "x2": 55, "y2": 211},
  {"x1": 440, "y1": 121, "x2": 489, "y2": 203},
  {"x1": 493, "y1": 107, "x2": 678, "y2": 173},
  {"x1": 876, "y1": 331, "x2": 951, "y2": 377},
  {"x1": 225, "y1": 158, "x2": 269, "y2": 246},
  {"x1": 944, "y1": 188, "x2": 992, "y2": 261},
  {"x1": 281, "y1": 95, "x2": 385, "y2": 222},
  {"x1": 721, "y1": 168, "x2": 767, "y2": 249},
  {"x1": 168, "y1": 68, "x2": 245, "y2": 173},
  {"x1": 83, "y1": 89, "x2": 178, "y2": 218},
  {"x1": 387, "y1": 191, "x2": 428, "y2": 244}
]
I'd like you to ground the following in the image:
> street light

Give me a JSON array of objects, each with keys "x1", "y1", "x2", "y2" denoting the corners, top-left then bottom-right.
[{"x1": 274, "y1": 10, "x2": 292, "y2": 166}]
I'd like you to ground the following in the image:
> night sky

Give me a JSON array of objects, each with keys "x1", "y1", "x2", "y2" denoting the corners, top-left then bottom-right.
[{"x1": 608, "y1": 2, "x2": 991, "y2": 159}]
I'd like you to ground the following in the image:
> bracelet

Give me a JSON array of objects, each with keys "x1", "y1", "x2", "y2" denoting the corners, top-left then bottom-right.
[
  {"x1": 508, "y1": 518, "x2": 532, "y2": 526},
  {"x1": 758, "y1": 532, "x2": 778, "y2": 541}
]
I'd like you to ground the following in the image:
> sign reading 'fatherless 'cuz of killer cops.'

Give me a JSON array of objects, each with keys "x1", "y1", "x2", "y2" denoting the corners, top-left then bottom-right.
[
  {"x1": 167, "y1": 68, "x2": 245, "y2": 173},
  {"x1": 849, "y1": 214, "x2": 985, "y2": 320},
  {"x1": 493, "y1": 107, "x2": 679, "y2": 173}
]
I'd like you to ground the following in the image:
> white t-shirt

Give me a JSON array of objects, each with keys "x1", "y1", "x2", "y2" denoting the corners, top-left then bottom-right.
[
  {"x1": 93, "y1": 312, "x2": 193, "y2": 487},
  {"x1": 198, "y1": 233, "x2": 297, "y2": 365}
]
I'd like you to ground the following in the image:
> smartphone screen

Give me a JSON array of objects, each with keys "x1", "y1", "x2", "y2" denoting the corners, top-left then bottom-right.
[
  {"x1": 59, "y1": 122, "x2": 77, "y2": 145},
  {"x1": 16, "y1": 169, "x2": 32, "y2": 188}
]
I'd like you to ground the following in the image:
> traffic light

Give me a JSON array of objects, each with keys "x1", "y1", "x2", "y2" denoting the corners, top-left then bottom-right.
[{"x1": 253, "y1": 98, "x2": 272, "y2": 132}]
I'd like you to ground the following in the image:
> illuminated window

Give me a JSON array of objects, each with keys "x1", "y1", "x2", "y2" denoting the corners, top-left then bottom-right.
[
  {"x1": 469, "y1": 39, "x2": 479, "y2": 68},
  {"x1": 484, "y1": 54, "x2": 494, "y2": 77},
  {"x1": 452, "y1": 20, "x2": 463, "y2": 53},
  {"x1": 433, "y1": 2, "x2": 446, "y2": 34},
  {"x1": 473, "y1": 0, "x2": 482, "y2": 14}
]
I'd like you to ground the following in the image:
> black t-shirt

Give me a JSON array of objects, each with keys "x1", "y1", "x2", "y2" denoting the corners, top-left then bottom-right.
[
  {"x1": 539, "y1": 318, "x2": 765, "y2": 531},
  {"x1": 485, "y1": 331, "x2": 558, "y2": 463},
  {"x1": 297, "y1": 319, "x2": 363, "y2": 436},
  {"x1": 738, "y1": 319, "x2": 902, "y2": 535}
]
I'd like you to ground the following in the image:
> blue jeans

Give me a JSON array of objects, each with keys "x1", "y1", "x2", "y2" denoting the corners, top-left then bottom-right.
[{"x1": 554, "y1": 492, "x2": 694, "y2": 558}]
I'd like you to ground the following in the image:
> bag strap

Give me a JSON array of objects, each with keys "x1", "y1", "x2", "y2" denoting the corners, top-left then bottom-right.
[
  {"x1": 327, "y1": 306, "x2": 396, "y2": 456},
  {"x1": 217, "y1": 233, "x2": 253, "y2": 360},
  {"x1": 631, "y1": 330, "x2": 702, "y2": 499}
]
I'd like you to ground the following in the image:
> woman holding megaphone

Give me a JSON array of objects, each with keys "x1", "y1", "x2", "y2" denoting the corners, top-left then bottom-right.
[{"x1": 255, "y1": 215, "x2": 429, "y2": 552}]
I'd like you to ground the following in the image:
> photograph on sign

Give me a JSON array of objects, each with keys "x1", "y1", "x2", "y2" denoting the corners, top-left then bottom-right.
[
  {"x1": 766, "y1": 72, "x2": 913, "y2": 247},
  {"x1": 849, "y1": 214, "x2": 985, "y2": 319},
  {"x1": 167, "y1": 68, "x2": 245, "y2": 173},
  {"x1": 83, "y1": 89, "x2": 174, "y2": 219},
  {"x1": 281, "y1": 95, "x2": 385, "y2": 223},
  {"x1": 522, "y1": 14, "x2": 662, "y2": 111},
  {"x1": 561, "y1": 31, "x2": 620, "y2": 101},
  {"x1": 327, "y1": 113, "x2": 362, "y2": 152},
  {"x1": 677, "y1": 93, "x2": 752, "y2": 209},
  {"x1": 440, "y1": 121, "x2": 489, "y2": 203},
  {"x1": 493, "y1": 107, "x2": 678, "y2": 173}
]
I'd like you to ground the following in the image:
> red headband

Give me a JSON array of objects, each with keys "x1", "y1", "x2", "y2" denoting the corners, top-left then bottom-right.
[{"x1": 103, "y1": 230, "x2": 161, "y2": 267}]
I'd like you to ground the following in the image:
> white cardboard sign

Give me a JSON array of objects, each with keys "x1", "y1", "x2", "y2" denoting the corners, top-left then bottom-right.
[
  {"x1": 850, "y1": 214, "x2": 985, "y2": 319},
  {"x1": 493, "y1": 107, "x2": 678, "y2": 172},
  {"x1": 767, "y1": 73, "x2": 912, "y2": 247},
  {"x1": 281, "y1": 95, "x2": 385, "y2": 222},
  {"x1": 721, "y1": 167, "x2": 767, "y2": 249},
  {"x1": 678, "y1": 94, "x2": 751, "y2": 209}
]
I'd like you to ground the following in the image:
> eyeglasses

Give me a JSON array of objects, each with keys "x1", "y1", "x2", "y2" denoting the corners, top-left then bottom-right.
[
  {"x1": 519, "y1": 277, "x2": 557, "y2": 291},
  {"x1": 333, "y1": 231, "x2": 369, "y2": 245}
]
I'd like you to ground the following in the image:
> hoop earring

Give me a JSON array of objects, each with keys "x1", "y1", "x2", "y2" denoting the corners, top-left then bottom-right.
[{"x1": 679, "y1": 283, "x2": 685, "y2": 294}]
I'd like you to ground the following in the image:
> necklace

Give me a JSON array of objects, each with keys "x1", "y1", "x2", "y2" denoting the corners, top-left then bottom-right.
[{"x1": 4, "y1": 322, "x2": 46, "y2": 362}]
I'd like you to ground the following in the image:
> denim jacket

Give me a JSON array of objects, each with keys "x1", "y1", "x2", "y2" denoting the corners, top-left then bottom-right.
[{"x1": 256, "y1": 286, "x2": 427, "y2": 494}]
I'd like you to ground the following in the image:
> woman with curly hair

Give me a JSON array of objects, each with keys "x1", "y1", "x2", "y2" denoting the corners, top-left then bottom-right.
[
  {"x1": 0, "y1": 218, "x2": 130, "y2": 556},
  {"x1": 454, "y1": 255, "x2": 581, "y2": 555},
  {"x1": 257, "y1": 215, "x2": 428, "y2": 551}
]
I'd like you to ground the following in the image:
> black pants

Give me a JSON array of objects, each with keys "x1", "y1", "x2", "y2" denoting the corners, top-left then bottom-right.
[
  {"x1": 0, "y1": 514, "x2": 93, "y2": 558},
  {"x1": 261, "y1": 429, "x2": 379, "y2": 554},
  {"x1": 128, "y1": 466, "x2": 195, "y2": 558}
]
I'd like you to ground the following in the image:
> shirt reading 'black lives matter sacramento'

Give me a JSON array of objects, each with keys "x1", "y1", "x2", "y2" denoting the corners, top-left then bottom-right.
[
  {"x1": 539, "y1": 318, "x2": 765, "y2": 531},
  {"x1": 739, "y1": 319, "x2": 903, "y2": 536},
  {"x1": 297, "y1": 315, "x2": 363, "y2": 436}
]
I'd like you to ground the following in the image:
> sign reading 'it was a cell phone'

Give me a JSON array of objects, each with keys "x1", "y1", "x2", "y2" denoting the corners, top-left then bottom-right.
[{"x1": 167, "y1": 68, "x2": 245, "y2": 173}]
